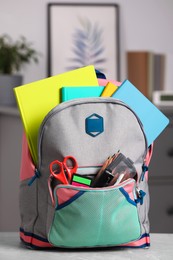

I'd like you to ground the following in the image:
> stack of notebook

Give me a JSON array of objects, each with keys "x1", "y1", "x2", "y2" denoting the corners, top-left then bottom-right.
[{"x1": 14, "y1": 65, "x2": 169, "y2": 164}]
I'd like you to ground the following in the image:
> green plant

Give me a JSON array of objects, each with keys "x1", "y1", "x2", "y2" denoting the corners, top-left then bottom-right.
[{"x1": 0, "y1": 34, "x2": 39, "y2": 74}]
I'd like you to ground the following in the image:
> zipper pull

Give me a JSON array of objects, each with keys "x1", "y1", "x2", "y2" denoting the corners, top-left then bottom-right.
[
  {"x1": 28, "y1": 169, "x2": 41, "y2": 186},
  {"x1": 140, "y1": 164, "x2": 148, "y2": 181},
  {"x1": 135, "y1": 188, "x2": 146, "y2": 205}
]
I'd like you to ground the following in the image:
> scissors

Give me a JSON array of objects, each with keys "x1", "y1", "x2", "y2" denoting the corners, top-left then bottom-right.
[{"x1": 49, "y1": 156, "x2": 78, "y2": 184}]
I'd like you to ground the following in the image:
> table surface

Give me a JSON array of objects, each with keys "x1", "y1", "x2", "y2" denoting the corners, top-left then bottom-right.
[{"x1": 0, "y1": 233, "x2": 173, "y2": 260}]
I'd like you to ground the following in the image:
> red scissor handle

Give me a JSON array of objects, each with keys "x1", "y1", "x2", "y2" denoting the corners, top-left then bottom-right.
[
  {"x1": 49, "y1": 160, "x2": 69, "y2": 184},
  {"x1": 63, "y1": 156, "x2": 78, "y2": 180},
  {"x1": 49, "y1": 156, "x2": 78, "y2": 184}
]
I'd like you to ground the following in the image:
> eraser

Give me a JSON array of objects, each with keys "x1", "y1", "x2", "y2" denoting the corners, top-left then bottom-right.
[{"x1": 72, "y1": 174, "x2": 91, "y2": 186}]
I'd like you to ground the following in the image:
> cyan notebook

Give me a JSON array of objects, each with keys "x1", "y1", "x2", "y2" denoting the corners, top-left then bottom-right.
[
  {"x1": 61, "y1": 86, "x2": 104, "y2": 102},
  {"x1": 112, "y1": 79, "x2": 169, "y2": 146}
]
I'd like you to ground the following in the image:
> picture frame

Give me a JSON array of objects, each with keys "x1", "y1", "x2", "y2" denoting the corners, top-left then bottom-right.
[{"x1": 47, "y1": 3, "x2": 120, "y2": 80}]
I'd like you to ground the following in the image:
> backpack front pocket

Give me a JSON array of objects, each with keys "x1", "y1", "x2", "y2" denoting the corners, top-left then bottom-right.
[{"x1": 48, "y1": 179, "x2": 141, "y2": 248}]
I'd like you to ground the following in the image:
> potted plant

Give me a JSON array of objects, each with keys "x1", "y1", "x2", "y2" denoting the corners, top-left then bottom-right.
[{"x1": 0, "y1": 34, "x2": 39, "y2": 106}]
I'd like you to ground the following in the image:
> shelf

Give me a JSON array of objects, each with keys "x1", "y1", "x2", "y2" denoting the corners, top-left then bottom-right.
[
  {"x1": 0, "y1": 106, "x2": 20, "y2": 116},
  {"x1": 157, "y1": 105, "x2": 173, "y2": 114}
]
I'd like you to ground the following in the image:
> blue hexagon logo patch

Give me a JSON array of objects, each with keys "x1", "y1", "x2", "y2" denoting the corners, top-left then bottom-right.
[{"x1": 85, "y1": 113, "x2": 104, "y2": 137}]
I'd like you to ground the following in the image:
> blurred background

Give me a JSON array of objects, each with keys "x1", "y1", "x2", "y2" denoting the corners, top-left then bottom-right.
[{"x1": 0, "y1": 0, "x2": 173, "y2": 233}]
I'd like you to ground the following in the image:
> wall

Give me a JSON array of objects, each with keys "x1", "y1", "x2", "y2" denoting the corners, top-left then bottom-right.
[{"x1": 0, "y1": 0, "x2": 173, "y2": 89}]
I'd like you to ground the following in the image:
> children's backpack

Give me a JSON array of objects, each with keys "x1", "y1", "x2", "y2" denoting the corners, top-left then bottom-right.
[{"x1": 19, "y1": 97, "x2": 153, "y2": 249}]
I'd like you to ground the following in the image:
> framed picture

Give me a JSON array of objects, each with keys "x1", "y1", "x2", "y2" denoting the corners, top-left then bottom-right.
[{"x1": 47, "y1": 3, "x2": 120, "y2": 80}]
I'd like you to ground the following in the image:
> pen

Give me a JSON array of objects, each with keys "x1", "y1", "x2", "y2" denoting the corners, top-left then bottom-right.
[
  {"x1": 91, "y1": 151, "x2": 121, "y2": 187},
  {"x1": 114, "y1": 173, "x2": 125, "y2": 185},
  {"x1": 91, "y1": 156, "x2": 111, "y2": 187}
]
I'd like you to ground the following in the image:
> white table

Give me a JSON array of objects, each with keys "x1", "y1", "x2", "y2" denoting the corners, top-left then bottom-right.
[{"x1": 0, "y1": 233, "x2": 173, "y2": 260}]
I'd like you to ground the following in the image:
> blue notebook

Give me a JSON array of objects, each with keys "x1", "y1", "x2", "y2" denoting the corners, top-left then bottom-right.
[
  {"x1": 61, "y1": 86, "x2": 104, "y2": 102},
  {"x1": 112, "y1": 80, "x2": 169, "y2": 146}
]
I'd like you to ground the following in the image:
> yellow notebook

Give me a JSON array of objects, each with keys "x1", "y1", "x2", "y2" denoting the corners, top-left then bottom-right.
[
  {"x1": 101, "y1": 82, "x2": 118, "y2": 97},
  {"x1": 14, "y1": 65, "x2": 98, "y2": 164}
]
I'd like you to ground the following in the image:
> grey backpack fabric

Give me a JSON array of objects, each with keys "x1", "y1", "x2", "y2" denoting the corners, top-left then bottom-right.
[{"x1": 20, "y1": 97, "x2": 151, "y2": 249}]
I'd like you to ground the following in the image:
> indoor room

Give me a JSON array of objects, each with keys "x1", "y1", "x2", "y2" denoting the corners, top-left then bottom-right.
[{"x1": 0, "y1": 0, "x2": 172, "y2": 259}]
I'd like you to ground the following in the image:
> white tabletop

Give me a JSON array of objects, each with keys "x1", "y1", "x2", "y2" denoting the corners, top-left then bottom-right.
[{"x1": 0, "y1": 232, "x2": 173, "y2": 260}]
